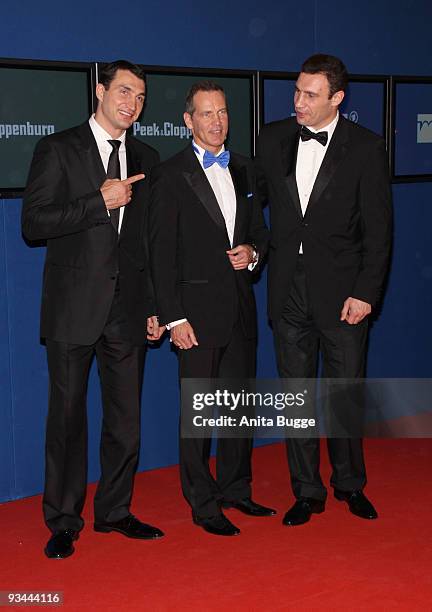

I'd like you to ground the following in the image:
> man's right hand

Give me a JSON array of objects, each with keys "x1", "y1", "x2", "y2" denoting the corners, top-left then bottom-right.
[
  {"x1": 100, "y1": 174, "x2": 145, "y2": 210},
  {"x1": 171, "y1": 321, "x2": 199, "y2": 350}
]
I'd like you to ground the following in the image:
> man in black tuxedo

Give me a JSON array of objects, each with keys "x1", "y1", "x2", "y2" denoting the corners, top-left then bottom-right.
[
  {"x1": 22, "y1": 60, "x2": 165, "y2": 558},
  {"x1": 149, "y1": 81, "x2": 275, "y2": 536},
  {"x1": 255, "y1": 54, "x2": 392, "y2": 526}
]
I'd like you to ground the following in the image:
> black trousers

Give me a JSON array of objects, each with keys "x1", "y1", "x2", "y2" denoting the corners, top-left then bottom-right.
[
  {"x1": 273, "y1": 257, "x2": 367, "y2": 502},
  {"x1": 178, "y1": 321, "x2": 256, "y2": 518},
  {"x1": 43, "y1": 289, "x2": 144, "y2": 532}
]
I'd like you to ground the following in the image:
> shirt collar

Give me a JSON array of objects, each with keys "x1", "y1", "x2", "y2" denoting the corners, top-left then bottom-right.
[
  {"x1": 192, "y1": 140, "x2": 225, "y2": 162},
  {"x1": 89, "y1": 115, "x2": 126, "y2": 149}
]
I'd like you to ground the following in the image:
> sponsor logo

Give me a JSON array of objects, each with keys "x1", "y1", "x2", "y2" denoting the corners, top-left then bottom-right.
[
  {"x1": 133, "y1": 121, "x2": 191, "y2": 139},
  {"x1": 0, "y1": 122, "x2": 55, "y2": 139},
  {"x1": 417, "y1": 114, "x2": 432, "y2": 143}
]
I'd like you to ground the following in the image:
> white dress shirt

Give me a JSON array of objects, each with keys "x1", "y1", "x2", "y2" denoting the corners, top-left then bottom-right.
[
  {"x1": 88, "y1": 115, "x2": 127, "y2": 233},
  {"x1": 296, "y1": 112, "x2": 339, "y2": 253},
  {"x1": 193, "y1": 141, "x2": 237, "y2": 246}
]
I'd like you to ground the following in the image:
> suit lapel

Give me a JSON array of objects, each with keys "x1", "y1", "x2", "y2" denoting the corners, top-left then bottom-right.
[
  {"x1": 281, "y1": 132, "x2": 303, "y2": 219},
  {"x1": 120, "y1": 137, "x2": 140, "y2": 237},
  {"x1": 229, "y1": 155, "x2": 249, "y2": 247},
  {"x1": 305, "y1": 117, "x2": 349, "y2": 217},
  {"x1": 75, "y1": 123, "x2": 107, "y2": 192},
  {"x1": 182, "y1": 146, "x2": 227, "y2": 232},
  {"x1": 125, "y1": 136, "x2": 140, "y2": 177}
]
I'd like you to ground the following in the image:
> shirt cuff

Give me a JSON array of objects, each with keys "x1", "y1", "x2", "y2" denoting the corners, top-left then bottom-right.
[
  {"x1": 248, "y1": 250, "x2": 258, "y2": 271},
  {"x1": 167, "y1": 318, "x2": 187, "y2": 330}
]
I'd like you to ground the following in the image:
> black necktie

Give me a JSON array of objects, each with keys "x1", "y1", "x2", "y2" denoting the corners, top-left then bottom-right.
[
  {"x1": 107, "y1": 139, "x2": 121, "y2": 232},
  {"x1": 300, "y1": 125, "x2": 328, "y2": 146}
]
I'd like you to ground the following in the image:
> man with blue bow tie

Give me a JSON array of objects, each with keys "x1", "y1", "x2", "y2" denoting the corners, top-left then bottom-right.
[{"x1": 149, "y1": 81, "x2": 274, "y2": 536}]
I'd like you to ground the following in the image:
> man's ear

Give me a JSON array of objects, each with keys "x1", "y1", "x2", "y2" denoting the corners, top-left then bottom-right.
[
  {"x1": 183, "y1": 112, "x2": 193, "y2": 130},
  {"x1": 95, "y1": 83, "x2": 105, "y2": 104},
  {"x1": 331, "y1": 90, "x2": 344, "y2": 108}
]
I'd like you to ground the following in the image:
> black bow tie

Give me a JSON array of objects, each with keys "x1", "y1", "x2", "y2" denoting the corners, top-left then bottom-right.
[{"x1": 300, "y1": 126, "x2": 328, "y2": 146}]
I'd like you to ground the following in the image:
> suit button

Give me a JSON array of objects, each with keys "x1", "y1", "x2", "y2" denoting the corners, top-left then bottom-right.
[{"x1": 302, "y1": 222, "x2": 308, "y2": 227}]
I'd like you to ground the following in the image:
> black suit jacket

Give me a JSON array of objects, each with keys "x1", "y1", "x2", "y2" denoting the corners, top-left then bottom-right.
[
  {"x1": 22, "y1": 121, "x2": 159, "y2": 345},
  {"x1": 149, "y1": 145, "x2": 269, "y2": 348},
  {"x1": 255, "y1": 116, "x2": 393, "y2": 327}
]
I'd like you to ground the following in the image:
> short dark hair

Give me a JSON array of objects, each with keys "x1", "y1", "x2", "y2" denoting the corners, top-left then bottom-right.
[
  {"x1": 98, "y1": 59, "x2": 146, "y2": 89},
  {"x1": 300, "y1": 54, "x2": 348, "y2": 97},
  {"x1": 185, "y1": 80, "x2": 226, "y2": 115}
]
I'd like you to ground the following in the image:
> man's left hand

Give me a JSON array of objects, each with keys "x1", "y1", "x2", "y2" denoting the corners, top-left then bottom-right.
[
  {"x1": 147, "y1": 316, "x2": 166, "y2": 340},
  {"x1": 226, "y1": 244, "x2": 255, "y2": 270},
  {"x1": 340, "y1": 297, "x2": 371, "y2": 325}
]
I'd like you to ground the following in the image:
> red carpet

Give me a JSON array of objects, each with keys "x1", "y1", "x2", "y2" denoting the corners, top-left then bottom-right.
[{"x1": 1, "y1": 440, "x2": 431, "y2": 610}]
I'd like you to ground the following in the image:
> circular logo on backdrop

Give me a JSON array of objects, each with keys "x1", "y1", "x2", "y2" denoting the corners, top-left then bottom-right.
[{"x1": 349, "y1": 110, "x2": 359, "y2": 123}]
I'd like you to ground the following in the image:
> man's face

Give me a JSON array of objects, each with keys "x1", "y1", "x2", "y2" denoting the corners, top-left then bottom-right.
[
  {"x1": 95, "y1": 69, "x2": 145, "y2": 137},
  {"x1": 183, "y1": 90, "x2": 229, "y2": 153},
  {"x1": 294, "y1": 72, "x2": 343, "y2": 130}
]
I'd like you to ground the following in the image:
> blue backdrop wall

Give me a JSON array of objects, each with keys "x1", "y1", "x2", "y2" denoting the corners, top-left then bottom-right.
[{"x1": 1, "y1": 0, "x2": 431, "y2": 502}]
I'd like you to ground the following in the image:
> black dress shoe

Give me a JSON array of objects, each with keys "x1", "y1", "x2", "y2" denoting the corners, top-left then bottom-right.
[
  {"x1": 334, "y1": 489, "x2": 378, "y2": 519},
  {"x1": 94, "y1": 514, "x2": 164, "y2": 539},
  {"x1": 192, "y1": 512, "x2": 240, "y2": 536},
  {"x1": 44, "y1": 529, "x2": 79, "y2": 559},
  {"x1": 282, "y1": 498, "x2": 325, "y2": 526},
  {"x1": 222, "y1": 497, "x2": 277, "y2": 517}
]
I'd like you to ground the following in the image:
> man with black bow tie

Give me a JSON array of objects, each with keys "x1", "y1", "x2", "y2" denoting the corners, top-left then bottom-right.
[
  {"x1": 149, "y1": 81, "x2": 274, "y2": 536},
  {"x1": 255, "y1": 54, "x2": 392, "y2": 526},
  {"x1": 23, "y1": 60, "x2": 165, "y2": 558}
]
